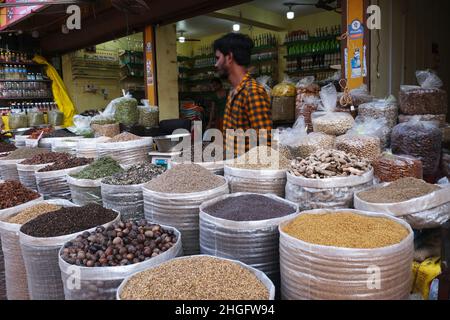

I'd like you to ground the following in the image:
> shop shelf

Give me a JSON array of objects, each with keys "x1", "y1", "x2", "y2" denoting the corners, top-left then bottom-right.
[
  {"x1": 283, "y1": 35, "x2": 340, "y2": 47},
  {"x1": 252, "y1": 46, "x2": 279, "y2": 54},
  {"x1": 285, "y1": 67, "x2": 335, "y2": 75},
  {"x1": 0, "y1": 61, "x2": 42, "y2": 66},
  {"x1": 284, "y1": 50, "x2": 340, "y2": 60},
  {"x1": 251, "y1": 58, "x2": 278, "y2": 65},
  {"x1": 191, "y1": 65, "x2": 216, "y2": 72},
  {"x1": 0, "y1": 79, "x2": 51, "y2": 82},
  {"x1": 0, "y1": 96, "x2": 53, "y2": 100}
]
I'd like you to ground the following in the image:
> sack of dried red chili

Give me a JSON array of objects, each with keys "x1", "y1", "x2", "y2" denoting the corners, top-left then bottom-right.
[{"x1": 0, "y1": 181, "x2": 41, "y2": 210}]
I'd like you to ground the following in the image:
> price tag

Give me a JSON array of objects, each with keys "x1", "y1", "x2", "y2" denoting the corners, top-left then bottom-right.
[{"x1": 350, "y1": 105, "x2": 355, "y2": 112}]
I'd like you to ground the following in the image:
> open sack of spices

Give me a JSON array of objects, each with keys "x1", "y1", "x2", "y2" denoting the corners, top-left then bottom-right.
[
  {"x1": 173, "y1": 141, "x2": 225, "y2": 176},
  {"x1": 19, "y1": 204, "x2": 120, "y2": 300},
  {"x1": 35, "y1": 156, "x2": 93, "y2": 200},
  {"x1": 67, "y1": 157, "x2": 123, "y2": 206},
  {"x1": 117, "y1": 255, "x2": 274, "y2": 300},
  {"x1": 271, "y1": 76, "x2": 296, "y2": 122},
  {"x1": 0, "y1": 147, "x2": 50, "y2": 181},
  {"x1": 295, "y1": 76, "x2": 321, "y2": 132},
  {"x1": 143, "y1": 164, "x2": 229, "y2": 255},
  {"x1": 17, "y1": 152, "x2": 71, "y2": 191},
  {"x1": 391, "y1": 118, "x2": 442, "y2": 177},
  {"x1": 354, "y1": 177, "x2": 450, "y2": 229},
  {"x1": 0, "y1": 181, "x2": 43, "y2": 300},
  {"x1": 199, "y1": 193, "x2": 298, "y2": 287},
  {"x1": 59, "y1": 220, "x2": 182, "y2": 300},
  {"x1": 96, "y1": 132, "x2": 152, "y2": 167},
  {"x1": 399, "y1": 70, "x2": 448, "y2": 116},
  {"x1": 312, "y1": 83, "x2": 355, "y2": 136},
  {"x1": 76, "y1": 136, "x2": 111, "y2": 159},
  {"x1": 0, "y1": 200, "x2": 70, "y2": 300},
  {"x1": 286, "y1": 149, "x2": 374, "y2": 210},
  {"x1": 279, "y1": 209, "x2": 413, "y2": 300},
  {"x1": 101, "y1": 162, "x2": 166, "y2": 221},
  {"x1": 225, "y1": 146, "x2": 290, "y2": 198},
  {"x1": 335, "y1": 116, "x2": 387, "y2": 162}
]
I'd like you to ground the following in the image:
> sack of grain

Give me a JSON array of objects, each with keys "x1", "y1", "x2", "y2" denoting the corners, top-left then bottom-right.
[
  {"x1": 96, "y1": 138, "x2": 152, "y2": 167},
  {"x1": 279, "y1": 209, "x2": 414, "y2": 300},
  {"x1": 36, "y1": 165, "x2": 89, "y2": 200}
]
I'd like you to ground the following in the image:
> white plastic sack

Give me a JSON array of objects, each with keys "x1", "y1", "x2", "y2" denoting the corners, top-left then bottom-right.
[
  {"x1": 354, "y1": 184, "x2": 450, "y2": 229},
  {"x1": 14, "y1": 135, "x2": 29, "y2": 148},
  {"x1": 116, "y1": 255, "x2": 275, "y2": 300},
  {"x1": 58, "y1": 225, "x2": 182, "y2": 300},
  {"x1": 17, "y1": 163, "x2": 53, "y2": 192},
  {"x1": 279, "y1": 209, "x2": 414, "y2": 300},
  {"x1": 36, "y1": 165, "x2": 88, "y2": 200},
  {"x1": 19, "y1": 209, "x2": 120, "y2": 300},
  {"x1": 143, "y1": 178, "x2": 229, "y2": 255},
  {"x1": 199, "y1": 193, "x2": 298, "y2": 287},
  {"x1": 224, "y1": 165, "x2": 287, "y2": 198},
  {"x1": 76, "y1": 137, "x2": 111, "y2": 159},
  {"x1": 0, "y1": 196, "x2": 44, "y2": 300},
  {"x1": 96, "y1": 138, "x2": 152, "y2": 167},
  {"x1": 285, "y1": 170, "x2": 374, "y2": 210},
  {"x1": 67, "y1": 176, "x2": 102, "y2": 206},
  {"x1": 101, "y1": 182, "x2": 145, "y2": 221},
  {"x1": 0, "y1": 199, "x2": 65, "y2": 300},
  {"x1": 52, "y1": 139, "x2": 85, "y2": 156},
  {"x1": 0, "y1": 158, "x2": 24, "y2": 181}
]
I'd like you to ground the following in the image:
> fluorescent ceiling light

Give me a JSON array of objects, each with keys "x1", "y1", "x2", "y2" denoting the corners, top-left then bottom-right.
[
  {"x1": 178, "y1": 36, "x2": 186, "y2": 43},
  {"x1": 233, "y1": 23, "x2": 240, "y2": 32}
]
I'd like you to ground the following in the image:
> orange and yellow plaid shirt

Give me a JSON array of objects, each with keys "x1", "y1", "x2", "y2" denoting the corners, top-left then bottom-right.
[{"x1": 223, "y1": 73, "x2": 273, "y2": 157}]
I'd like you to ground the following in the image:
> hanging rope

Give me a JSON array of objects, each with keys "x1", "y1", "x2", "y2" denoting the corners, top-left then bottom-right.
[{"x1": 339, "y1": 79, "x2": 353, "y2": 107}]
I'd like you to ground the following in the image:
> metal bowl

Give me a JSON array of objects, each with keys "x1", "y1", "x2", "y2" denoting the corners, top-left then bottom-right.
[{"x1": 153, "y1": 133, "x2": 191, "y2": 153}]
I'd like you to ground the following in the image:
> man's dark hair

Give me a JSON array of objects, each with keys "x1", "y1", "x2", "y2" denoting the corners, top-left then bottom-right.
[{"x1": 213, "y1": 33, "x2": 254, "y2": 67}]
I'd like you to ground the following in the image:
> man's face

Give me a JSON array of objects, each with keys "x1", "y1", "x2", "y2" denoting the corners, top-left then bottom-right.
[{"x1": 215, "y1": 50, "x2": 230, "y2": 79}]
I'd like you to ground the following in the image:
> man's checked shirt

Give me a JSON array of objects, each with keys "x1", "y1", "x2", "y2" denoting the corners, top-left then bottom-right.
[{"x1": 223, "y1": 73, "x2": 273, "y2": 156}]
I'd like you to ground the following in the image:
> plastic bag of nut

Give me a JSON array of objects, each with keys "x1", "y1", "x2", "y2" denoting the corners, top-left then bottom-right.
[
  {"x1": 373, "y1": 152, "x2": 423, "y2": 183},
  {"x1": 442, "y1": 150, "x2": 450, "y2": 179},
  {"x1": 358, "y1": 96, "x2": 399, "y2": 129},
  {"x1": 295, "y1": 77, "x2": 321, "y2": 132},
  {"x1": 337, "y1": 84, "x2": 375, "y2": 108},
  {"x1": 278, "y1": 117, "x2": 308, "y2": 160},
  {"x1": 58, "y1": 223, "x2": 182, "y2": 300},
  {"x1": 399, "y1": 114, "x2": 447, "y2": 128},
  {"x1": 399, "y1": 70, "x2": 448, "y2": 115},
  {"x1": 335, "y1": 117, "x2": 386, "y2": 162},
  {"x1": 391, "y1": 119, "x2": 442, "y2": 176},
  {"x1": 312, "y1": 84, "x2": 355, "y2": 136},
  {"x1": 286, "y1": 150, "x2": 374, "y2": 210}
]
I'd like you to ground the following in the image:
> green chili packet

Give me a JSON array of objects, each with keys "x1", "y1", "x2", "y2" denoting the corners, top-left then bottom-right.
[{"x1": 70, "y1": 156, "x2": 124, "y2": 180}]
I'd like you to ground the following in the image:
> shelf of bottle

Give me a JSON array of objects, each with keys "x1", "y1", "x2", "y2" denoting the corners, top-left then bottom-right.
[
  {"x1": 251, "y1": 58, "x2": 278, "y2": 65},
  {"x1": 284, "y1": 50, "x2": 341, "y2": 60},
  {"x1": 190, "y1": 65, "x2": 216, "y2": 72},
  {"x1": 179, "y1": 77, "x2": 217, "y2": 84},
  {"x1": 285, "y1": 67, "x2": 335, "y2": 75},
  {"x1": 119, "y1": 50, "x2": 144, "y2": 57},
  {"x1": 178, "y1": 67, "x2": 191, "y2": 74},
  {"x1": 0, "y1": 79, "x2": 51, "y2": 82},
  {"x1": 251, "y1": 71, "x2": 277, "y2": 77},
  {"x1": 0, "y1": 61, "x2": 41, "y2": 66},
  {"x1": 119, "y1": 75, "x2": 144, "y2": 81},
  {"x1": 251, "y1": 46, "x2": 279, "y2": 54},
  {"x1": 283, "y1": 35, "x2": 340, "y2": 47},
  {"x1": 0, "y1": 96, "x2": 53, "y2": 101}
]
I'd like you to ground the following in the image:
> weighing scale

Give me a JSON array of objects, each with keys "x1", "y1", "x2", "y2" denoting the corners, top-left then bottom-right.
[{"x1": 149, "y1": 151, "x2": 182, "y2": 169}]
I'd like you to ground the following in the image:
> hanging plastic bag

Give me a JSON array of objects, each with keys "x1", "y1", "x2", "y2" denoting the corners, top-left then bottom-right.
[
  {"x1": 312, "y1": 83, "x2": 355, "y2": 136},
  {"x1": 399, "y1": 70, "x2": 448, "y2": 115},
  {"x1": 68, "y1": 115, "x2": 92, "y2": 136}
]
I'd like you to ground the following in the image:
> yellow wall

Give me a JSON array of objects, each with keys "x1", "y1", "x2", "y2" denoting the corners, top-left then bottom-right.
[
  {"x1": 156, "y1": 24, "x2": 180, "y2": 120},
  {"x1": 177, "y1": 42, "x2": 194, "y2": 57},
  {"x1": 62, "y1": 33, "x2": 144, "y2": 113}
]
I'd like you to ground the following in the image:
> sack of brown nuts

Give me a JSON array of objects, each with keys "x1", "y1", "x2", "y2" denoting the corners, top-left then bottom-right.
[
  {"x1": 373, "y1": 152, "x2": 423, "y2": 183},
  {"x1": 391, "y1": 119, "x2": 442, "y2": 176},
  {"x1": 399, "y1": 70, "x2": 448, "y2": 115}
]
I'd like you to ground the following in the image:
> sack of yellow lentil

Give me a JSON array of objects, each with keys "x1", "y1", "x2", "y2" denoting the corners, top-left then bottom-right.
[{"x1": 279, "y1": 209, "x2": 414, "y2": 300}]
